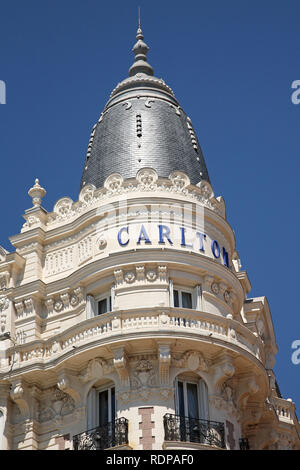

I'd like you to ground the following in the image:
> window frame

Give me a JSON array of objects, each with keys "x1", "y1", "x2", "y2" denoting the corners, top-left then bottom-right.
[
  {"x1": 95, "y1": 383, "x2": 116, "y2": 427},
  {"x1": 175, "y1": 376, "x2": 209, "y2": 421},
  {"x1": 94, "y1": 291, "x2": 112, "y2": 316},
  {"x1": 173, "y1": 286, "x2": 194, "y2": 309}
]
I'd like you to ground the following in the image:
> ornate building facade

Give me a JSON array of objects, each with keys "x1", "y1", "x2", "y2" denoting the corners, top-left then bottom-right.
[{"x1": 0, "y1": 24, "x2": 299, "y2": 451}]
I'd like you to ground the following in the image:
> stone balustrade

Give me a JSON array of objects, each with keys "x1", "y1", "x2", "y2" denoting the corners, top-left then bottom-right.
[
  {"x1": 272, "y1": 396, "x2": 295, "y2": 423},
  {"x1": 3, "y1": 307, "x2": 264, "y2": 372}
]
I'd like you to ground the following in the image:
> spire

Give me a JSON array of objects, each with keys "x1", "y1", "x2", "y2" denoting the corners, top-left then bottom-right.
[{"x1": 129, "y1": 9, "x2": 154, "y2": 77}]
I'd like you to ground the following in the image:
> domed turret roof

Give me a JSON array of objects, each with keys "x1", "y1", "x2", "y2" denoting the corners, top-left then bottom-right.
[{"x1": 80, "y1": 23, "x2": 210, "y2": 189}]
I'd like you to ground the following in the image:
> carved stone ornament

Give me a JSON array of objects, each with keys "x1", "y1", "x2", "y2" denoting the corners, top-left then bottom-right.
[
  {"x1": 0, "y1": 271, "x2": 10, "y2": 290},
  {"x1": 169, "y1": 171, "x2": 190, "y2": 189},
  {"x1": 39, "y1": 386, "x2": 75, "y2": 423},
  {"x1": 198, "y1": 180, "x2": 214, "y2": 200},
  {"x1": 136, "y1": 168, "x2": 158, "y2": 186},
  {"x1": 54, "y1": 300, "x2": 63, "y2": 312},
  {"x1": 98, "y1": 233, "x2": 107, "y2": 250},
  {"x1": 172, "y1": 351, "x2": 208, "y2": 372},
  {"x1": 124, "y1": 271, "x2": 136, "y2": 284},
  {"x1": 131, "y1": 359, "x2": 156, "y2": 389},
  {"x1": 104, "y1": 173, "x2": 123, "y2": 192},
  {"x1": 113, "y1": 348, "x2": 130, "y2": 387},
  {"x1": 0, "y1": 295, "x2": 9, "y2": 332},
  {"x1": 211, "y1": 282, "x2": 219, "y2": 295},
  {"x1": 28, "y1": 178, "x2": 46, "y2": 207},
  {"x1": 146, "y1": 270, "x2": 157, "y2": 282},
  {"x1": 70, "y1": 295, "x2": 79, "y2": 307},
  {"x1": 0, "y1": 295, "x2": 9, "y2": 312},
  {"x1": 54, "y1": 197, "x2": 73, "y2": 218},
  {"x1": 79, "y1": 184, "x2": 95, "y2": 204},
  {"x1": 80, "y1": 357, "x2": 113, "y2": 382}
]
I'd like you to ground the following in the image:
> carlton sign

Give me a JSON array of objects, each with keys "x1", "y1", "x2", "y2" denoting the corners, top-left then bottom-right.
[{"x1": 116, "y1": 223, "x2": 230, "y2": 268}]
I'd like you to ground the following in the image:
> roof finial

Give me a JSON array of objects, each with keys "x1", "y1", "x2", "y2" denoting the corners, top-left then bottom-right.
[
  {"x1": 138, "y1": 6, "x2": 141, "y2": 30},
  {"x1": 128, "y1": 10, "x2": 154, "y2": 77}
]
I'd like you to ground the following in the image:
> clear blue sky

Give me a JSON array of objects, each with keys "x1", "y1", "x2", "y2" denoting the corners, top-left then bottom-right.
[{"x1": 0, "y1": 0, "x2": 299, "y2": 410}]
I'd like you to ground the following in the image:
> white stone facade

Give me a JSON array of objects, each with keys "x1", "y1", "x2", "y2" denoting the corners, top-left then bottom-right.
[{"x1": 0, "y1": 169, "x2": 299, "y2": 450}]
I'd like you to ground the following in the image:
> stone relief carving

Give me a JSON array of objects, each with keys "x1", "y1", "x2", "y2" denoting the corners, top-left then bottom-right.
[
  {"x1": 78, "y1": 235, "x2": 93, "y2": 264},
  {"x1": 79, "y1": 184, "x2": 96, "y2": 204},
  {"x1": 114, "y1": 265, "x2": 168, "y2": 287},
  {"x1": 45, "y1": 286, "x2": 84, "y2": 316},
  {"x1": 136, "y1": 168, "x2": 158, "y2": 187},
  {"x1": 0, "y1": 295, "x2": 9, "y2": 332},
  {"x1": 80, "y1": 357, "x2": 113, "y2": 383},
  {"x1": 54, "y1": 197, "x2": 73, "y2": 218},
  {"x1": 39, "y1": 386, "x2": 75, "y2": 423},
  {"x1": 131, "y1": 359, "x2": 156, "y2": 389},
  {"x1": 104, "y1": 173, "x2": 123, "y2": 193},
  {"x1": 210, "y1": 382, "x2": 241, "y2": 421},
  {"x1": 172, "y1": 351, "x2": 208, "y2": 372},
  {"x1": 45, "y1": 246, "x2": 74, "y2": 276},
  {"x1": 0, "y1": 271, "x2": 10, "y2": 290}
]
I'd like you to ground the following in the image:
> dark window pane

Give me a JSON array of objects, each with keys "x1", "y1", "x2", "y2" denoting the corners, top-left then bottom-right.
[
  {"x1": 178, "y1": 381, "x2": 185, "y2": 416},
  {"x1": 111, "y1": 387, "x2": 115, "y2": 420},
  {"x1": 98, "y1": 298, "x2": 107, "y2": 315},
  {"x1": 187, "y1": 383, "x2": 199, "y2": 419},
  {"x1": 99, "y1": 390, "x2": 108, "y2": 426},
  {"x1": 109, "y1": 296, "x2": 112, "y2": 312},
  {"x1": 174, "y1": 290, "x2": 179, "y2": 307},
  {"x1": 182, "y1": 292, "x2": 192, "y2": 309}
]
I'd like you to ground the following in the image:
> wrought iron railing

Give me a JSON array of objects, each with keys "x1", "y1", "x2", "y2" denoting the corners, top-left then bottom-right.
[
  {"x1": 73, "y1": 418, "x2": 128, "y2": 450},
  {"x1": 163, "y1": 413, "x2": 225, "y2": 449}
]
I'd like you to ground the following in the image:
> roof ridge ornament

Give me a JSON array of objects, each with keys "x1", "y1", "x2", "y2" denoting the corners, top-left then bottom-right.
[{"x1": 128, "y1": 9, "x2": 154, "y2": 77}]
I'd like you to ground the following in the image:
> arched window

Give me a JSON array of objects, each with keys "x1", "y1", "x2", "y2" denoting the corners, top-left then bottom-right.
[
  {"x1": 175, "y1": 373, "x2": 209, "y2": 420},
  {"x1": 87, "y1": 381, "x2": 116, "y2": 430}
]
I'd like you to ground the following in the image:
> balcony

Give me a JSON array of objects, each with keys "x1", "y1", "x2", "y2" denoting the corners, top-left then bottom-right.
[
  {"x1": 4, "y1": 307, "x2": 264, "y2": 373},
  {"x1": 163, "y1": 414, "x2": 226, "y2": 449},
  {"x1": 73, "y1": 418, "x2": 129, "y2": 450}
]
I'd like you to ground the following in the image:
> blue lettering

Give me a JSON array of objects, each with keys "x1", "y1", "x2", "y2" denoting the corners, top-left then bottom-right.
[
  {"x1": 196, "y1": 232, "x2": 207, "y2": 252},
  {"x1": 180, "y1": 227, "x2": 193, "y2": 248},
  {"x1": 118, "y1": 226, "x2": 129, "y2": 246},
  {"x1": 211, "y1": 240, "x2": 220, "y2": 259},
  {"x1": 137, "y1": 224, "x2": 151, "y2": 244},
  {"x1": 158, "y1": 224, "x2": 173, "y2": 245}
]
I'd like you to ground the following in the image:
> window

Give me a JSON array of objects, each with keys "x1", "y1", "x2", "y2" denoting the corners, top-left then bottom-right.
[
  {"x1": 170, "y1": 282, "x2": 202, "y2": 310},
  {"x1": 86, "y1": 288, "x2": 115, "y2": 319},
  {"x1": 98, "y1": 296, "x2": 112, "y2": 315},
  {"x1": 87, "y1": 384, "x2": 116, "y2": 430},
  {"x1": 173, "y1": 289, "x2": 193, "y2": 309},
  {"x1": 98, "y1": 386, "x2": 115, "y2": 426},
  {"x1": 175, "y1": 377, "x2": 208, "y2": 420}
]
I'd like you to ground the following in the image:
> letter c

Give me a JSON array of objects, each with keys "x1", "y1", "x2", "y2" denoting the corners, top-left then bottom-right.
[{"x1": 118, "y1": 226, "x2": 129, "y2": 246}]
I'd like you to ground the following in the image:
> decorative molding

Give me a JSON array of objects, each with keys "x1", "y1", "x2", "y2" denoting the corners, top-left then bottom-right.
[
  {"x1": 114, "y1": 265, "x2": 168, "y2": 289},
  {"x1": 80, "y1": 357, "x2": 113, "y2": 383},
  {"x1": 0, "y1": 295, "x2": 9, "y2": 332},
  {"x1": 131, "y1": 359, "x2": 156, "y2": 390},
  {"x1": 45, "y1": 286, "x2": 84, "y2": 316},
  {"x1": 0, "y1": 271, "x2": 10, "y2": 290},
  {"x1": 172, "y1": 350, "x2": 208, "y2": 372},
  {"x1": 45, "y1": 246, "x2": 74, "y2": 276},
  {"x1": 113, "y1": 347, "x2": 130, "y2": 388},
  {"x1": 10, "y1": 381, "x2": 29, "y2": 419},
  {"x1": 158, "y1": 344, "x2": 171, "y2": 386},
  {"x1": 43, "y1": 169, "x2": 225, "y2": 229}
]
